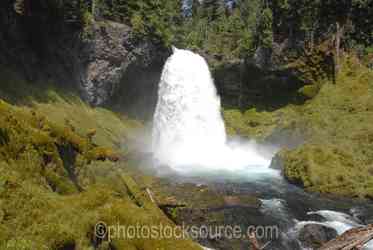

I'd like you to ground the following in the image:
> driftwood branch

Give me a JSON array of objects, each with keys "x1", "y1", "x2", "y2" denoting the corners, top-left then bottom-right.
[
  {"x1": 146, "y1": 188, "x2": 156, "y2": 203},
  {"x1": 319, "y1": 224, "x2": 373, "y2": 250},
  {"x1": 145, "y1": 188, "x2": 186, "y2": 208}
]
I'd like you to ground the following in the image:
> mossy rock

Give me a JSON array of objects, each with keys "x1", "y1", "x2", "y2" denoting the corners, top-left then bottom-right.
[
  {"x1": 298, "y1": 84, "x2": 320, "y2": 99},
  {"x1": 0, "y1": 99, "x2": 201, "y2": 249},
  {"x1": 86, "y1": 146, "x2": 121, "y2": 162},
  {"x1": 223, "y1": 109, "x2": 247, "y2": 136},
  {"x1": 280, "y1": 144, "x2": 373, "y2": 198},
  {"x1": 153, "y1": 182, "x2": 226, "y2": 209},
  {"x1": 0, "y1": 163, "x2": 201, "y2": 249},
  {"x1": 223, "y1": 108, "x2": 278, "y2": 140}
]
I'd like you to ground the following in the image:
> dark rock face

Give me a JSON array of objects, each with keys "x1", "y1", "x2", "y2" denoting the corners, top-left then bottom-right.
[
  {"x1": 81, "y1": 22, "x2": 167, "y2": 107},
  {"x1": 108, "y1": 39, "x2": 167, "y2": 120},
  {"x1": 213, "y1": 43, "x2": 307, "y2": 111},
  {"x1": 0, "y1": 8, "x2": 167, "y2": 114},
  {"x1": 213, "y1": 60, "x2": 243, "y2": 108},
  {"x1": 269, "y1": 153, "x2": 284, "y2": 170},
  {"x1": 298, "y1": 224, "x2": 338, "y2": 249},
  {"x1": 81, "y1": 22, "x2": 133, "y2": 106}
]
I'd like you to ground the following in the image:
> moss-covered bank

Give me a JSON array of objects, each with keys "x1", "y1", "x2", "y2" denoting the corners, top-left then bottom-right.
[
  {"x1": 0, "y1": 73, "x2": 201, "y2": 249},
  {"x1": 224, "y1": 55, "x2": 373, "y2": 199}
]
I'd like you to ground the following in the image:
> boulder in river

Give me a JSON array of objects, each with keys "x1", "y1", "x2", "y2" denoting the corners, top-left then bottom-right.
[{"x1": 298, "y1": 223, "x2": 338, "y2": 249}]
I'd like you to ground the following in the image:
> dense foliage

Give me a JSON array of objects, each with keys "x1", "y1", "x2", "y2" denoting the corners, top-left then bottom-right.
[
  {"x1": 271, "y1": 0, "x2": 373, "y2": 51},
  {"x1": 4, "y1": 0, "x2": 372, "y2": 58}
]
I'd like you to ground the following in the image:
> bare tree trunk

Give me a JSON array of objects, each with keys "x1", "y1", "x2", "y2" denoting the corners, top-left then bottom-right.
[
  {"x1": 239, "y1": 60, "x2": 244, "y2": 110},
  {"x1": 310, "y1": 29, "x2": 314, "y2": 52},
  {"x1": 91, "y1": 0, "x2": 96, "y2": 20},
  {"x1": 335, "y1": 21, "x2": 344, "y2": 74}
]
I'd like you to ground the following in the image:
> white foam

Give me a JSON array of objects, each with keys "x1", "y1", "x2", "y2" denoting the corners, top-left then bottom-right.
[
  {"x1": 293, "y1": 210, "x2": 373, "y2": 249},
  {"x1": 307, "y1": 210, "x2": 362, "y2": 232},
  {"x1": 152, "y1": 48, "x2": 275, "y2": 175}
]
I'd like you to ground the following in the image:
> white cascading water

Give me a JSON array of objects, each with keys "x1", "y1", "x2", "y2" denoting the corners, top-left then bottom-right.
[
  {"x1": 151, "y1": 48, "x2": 373, "y2": 249},
  {"x1": 292, "y1": 210, "x2": 373, "y2": 250},
  {"x1": 152, "y1": 47, "x2": 274, "y2": 174}
]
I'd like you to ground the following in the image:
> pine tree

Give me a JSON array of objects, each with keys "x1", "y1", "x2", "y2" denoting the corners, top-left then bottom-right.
[
  {"x1": 202, "y1": 0, "x2": 225, "y2": 21},
  {"x1": 257, "y1": 6, "x2": 273, "y2": 49}
]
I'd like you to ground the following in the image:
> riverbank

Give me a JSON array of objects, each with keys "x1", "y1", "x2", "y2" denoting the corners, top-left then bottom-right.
[
  {"x1": 224, "y1": 55, "x2": 373, "y2": 199},
  {"x1": 0, "y1": 71, "x2": 202, "y2": 249}
]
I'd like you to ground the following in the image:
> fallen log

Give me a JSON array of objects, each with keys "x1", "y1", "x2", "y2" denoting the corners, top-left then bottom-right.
[{"x1": 319, "y1": 224, "x2": 373, "y2": 250}]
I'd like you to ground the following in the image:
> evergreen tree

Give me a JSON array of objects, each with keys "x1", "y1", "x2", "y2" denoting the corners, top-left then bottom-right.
[
  {"x1": 257, "y1": 6, "x2": 273, "y2": 49},
  {"x1": 201, "y1": 0, "x2": 225, "y2": 21}
]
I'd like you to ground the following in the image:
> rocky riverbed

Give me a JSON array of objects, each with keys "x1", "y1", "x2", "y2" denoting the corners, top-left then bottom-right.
[{"x1": 134, "y1": 166, "x2": 373, "y2": 250}]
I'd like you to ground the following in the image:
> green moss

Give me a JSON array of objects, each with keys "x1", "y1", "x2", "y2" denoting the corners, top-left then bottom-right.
[
  {"x1": 225, "y1": 55, "x2": 373, "y2": 199},
  {"x1": 86, "y1": 147, "x2": 120, "y2": 162},
  {"x1": 0, "y1": 97, "x2": 201, "y2": 250},
  {"x1": 298, "y1": 84, "x2": 320, "y2": 99},
  {"x1": 223, "y1": 109, "x2": 246, "y2": 136},
  {"x1": 152, "y1": 182, "x2": 227, "y2": 209},
  {"x1": 286, "y1": 43, "x2": 332, "y2": 83},
  {"x1": 32, "y1": 99, "x2": 143, "y2": 152},
  {"x1": 223, "y1": 107, "x2": 297, "y2": 141},
  {"x1": 281, "y1": 144, "x2": 373, "y2": 198},
  {"x1": 43, "y1": 168, "x2": 77, "y2": 195}
]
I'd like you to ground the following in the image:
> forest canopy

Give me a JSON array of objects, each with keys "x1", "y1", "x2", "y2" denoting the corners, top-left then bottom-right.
[{"x1": 4, "y1": 0, "x2": 373, "y2": 60}]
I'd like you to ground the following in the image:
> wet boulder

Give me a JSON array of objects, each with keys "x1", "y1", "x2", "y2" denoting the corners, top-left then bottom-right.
[{"x1": 298, "y1": 223, "x2": 338, "y2": 249}]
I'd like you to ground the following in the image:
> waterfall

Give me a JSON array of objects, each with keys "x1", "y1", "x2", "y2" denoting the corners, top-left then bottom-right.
[{"x1": 152, "y1": 48, "x2": 272, "y2": 174}]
